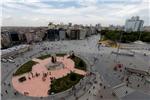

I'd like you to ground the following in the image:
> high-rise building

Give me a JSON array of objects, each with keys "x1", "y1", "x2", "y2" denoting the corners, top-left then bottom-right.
[
  {"x1": 124, "y1": 16, "x2": 144, "y2": 32},
  {"x1": 95, "y1": 23, "x2": 101, "y2": 32}
]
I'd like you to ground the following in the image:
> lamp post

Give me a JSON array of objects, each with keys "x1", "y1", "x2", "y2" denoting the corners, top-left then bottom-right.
[
  {"x1": 115, "y1": 32, "x2": 123, "y2": 63},
  {"x1": 138, "y1": 30, "x2": 142, "y2": 41}
]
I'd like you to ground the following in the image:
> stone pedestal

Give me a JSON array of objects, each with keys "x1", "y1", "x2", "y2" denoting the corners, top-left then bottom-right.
[{"x1": 45, "y1": 62, "x2": 64, "y2": 70}]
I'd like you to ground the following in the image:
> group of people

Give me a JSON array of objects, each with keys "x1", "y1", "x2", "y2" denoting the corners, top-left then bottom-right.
[{"x1": 27, "y1": 71, "x2": 56, "y2": 82}]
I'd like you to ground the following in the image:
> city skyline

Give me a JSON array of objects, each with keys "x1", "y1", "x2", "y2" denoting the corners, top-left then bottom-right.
[{"x1": 1, "y1": 0, "x2": 150, "y2": 26}]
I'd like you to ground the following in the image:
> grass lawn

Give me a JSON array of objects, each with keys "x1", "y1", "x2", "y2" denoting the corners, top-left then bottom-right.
[
  {"x1": 56, "y1": 53, "x2": 66, "y2": 56},
  {"x1": 71, "y1": 56, "x2": 86, "y2": 71},
  {"x1": 14, "y1": 60, "x2": 38, "y2": 76},
  {"x1": 49, "y1": 72, "x2": 84, "y2": 94},
  {"x1": 37, "y1": 54, "x2": 51, "y2": 60}
]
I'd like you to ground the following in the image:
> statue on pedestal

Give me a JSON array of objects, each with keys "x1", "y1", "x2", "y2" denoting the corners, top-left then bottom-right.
[
  {"x1": 51, "y1": 53, "x2": 57, "y2": 63},
  {"x1": 45, "y1": 53, "x2": 66, "y2": 71},
  {"x1": 69, "y1": 51, "x2": 75, "y2": 59}
]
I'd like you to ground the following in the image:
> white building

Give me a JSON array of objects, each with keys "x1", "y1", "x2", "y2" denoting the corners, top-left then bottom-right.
[
  {"x1": 48, "y1": 22, "x2": 55, "y2": 29},
  {"x1": 124, "y1": 16, "x2": 144, "y2": 32}
]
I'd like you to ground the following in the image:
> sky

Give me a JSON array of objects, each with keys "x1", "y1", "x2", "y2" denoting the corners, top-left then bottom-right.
[{"x1": 1, "y1": 0, "x2": 150, "y2": 26}]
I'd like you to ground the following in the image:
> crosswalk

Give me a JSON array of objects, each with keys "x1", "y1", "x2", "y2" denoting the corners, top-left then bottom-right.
[{"x1": 113, "y1": 83, "x2": 135, "y2": 98}]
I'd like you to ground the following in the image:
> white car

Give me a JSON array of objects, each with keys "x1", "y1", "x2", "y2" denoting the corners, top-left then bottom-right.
[
  {"x1": 1, "y1": 59, "x2": 7, "y2": 63},
  {"x1": 8, "y1": 59, "x2": 15, "y2": 63},
  {"x1": 8, "y1": 56, "x2": 13, "y2": 60}
]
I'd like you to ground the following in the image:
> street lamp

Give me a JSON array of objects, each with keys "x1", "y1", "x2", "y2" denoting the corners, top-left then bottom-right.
[
  {"x1": 138, "y1": 30, "x2": 142, "y2": 41},
  {"x1": 115, "y1": 32, "x2": 123, "y2": 63}
]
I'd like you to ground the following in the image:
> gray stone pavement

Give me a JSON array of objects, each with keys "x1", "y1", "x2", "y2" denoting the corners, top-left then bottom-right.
[{"x1": 1, "y1": 34, "x2": 150, "y2": 100}]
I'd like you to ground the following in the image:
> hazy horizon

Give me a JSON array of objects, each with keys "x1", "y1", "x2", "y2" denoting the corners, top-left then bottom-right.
[{"x1": 1, "y1": 0, "x2": 150, "y2": 26}]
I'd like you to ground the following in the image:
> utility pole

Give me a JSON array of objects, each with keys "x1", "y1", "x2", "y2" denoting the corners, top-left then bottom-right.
[
  {"x1": 115, "y1": 32, "x2": 123, "y2": 63},
  {"x1": 138, "y1": 31, "x2": 142, "y2": 41}
]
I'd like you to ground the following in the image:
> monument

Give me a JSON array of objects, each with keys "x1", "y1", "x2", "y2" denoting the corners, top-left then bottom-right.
[
  {"x1": 69, "y1": 51, "x2": 75, "y2": 59},
  {"x1": 51, "y1": 54, "x2": 57, "y2": 63},
  {"x1": 45, "y1": 53, "x2": 64, "y2": 70}
]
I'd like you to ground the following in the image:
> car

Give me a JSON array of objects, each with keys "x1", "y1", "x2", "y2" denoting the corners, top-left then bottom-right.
[
  {"x1": 1, "y1": 59, "x2": 7, "y2": 63},
  {"x1": 8, "y1": 59, "x2": 15, "y2": 63},
  {"x1": 8, "y1": 56, "x2": 13, "y2": 60}
]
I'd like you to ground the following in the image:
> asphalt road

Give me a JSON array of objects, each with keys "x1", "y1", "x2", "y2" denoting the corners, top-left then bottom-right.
[{"x1": 1, "y1": 34, "x2": 150, "y2": 100}]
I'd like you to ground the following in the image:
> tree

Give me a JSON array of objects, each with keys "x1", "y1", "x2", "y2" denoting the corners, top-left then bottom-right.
[{"x1": 70, "y1": 73, "x2": 77, "y2": 81}]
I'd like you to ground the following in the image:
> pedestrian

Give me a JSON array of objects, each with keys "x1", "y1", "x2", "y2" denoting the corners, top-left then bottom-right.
[
  {"x1": 100, "y1": 83, "x2": 102, "y2": 86},
  {"x1": 36, "y1": 72, "x2": 38, "y2": 77},
  {"x1": 14, "y1": 92, "x2": 17, "y2": 96},
  {"x1": 5, "y1": 90, "x2": 8, "y2": 94},
  {"x1": 8, "y1": 83, "x2": 10, "y2": 87},
  {"x1": 40, "y1": 97, "x2": 43, "y2": 99},
  {"x1": 103, "y1": 86, "x2": 106, "y2": 89},
  {"x1": 93, "y1": 86, "x2": 95, "y2": 89},
  {"x1": 125, "y1": 91, "x2": 128, "y2": 94}
]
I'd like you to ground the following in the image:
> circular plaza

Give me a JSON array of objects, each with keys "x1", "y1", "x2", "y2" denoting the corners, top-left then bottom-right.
[
  {"x1": 2, "y1": 34, "x2": 150, "y2": 100},
  {"x1": 12, "y1": 53, "x2": 87, "y2": 97}
]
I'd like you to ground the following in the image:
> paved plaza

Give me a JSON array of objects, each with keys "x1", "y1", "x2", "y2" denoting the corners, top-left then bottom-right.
[
  {"x1": 12, "y1": 56, "x2": 86, "y2": 97},
  {"x1": 1, "y1": 34, "x2": 150, "y2": 100}
]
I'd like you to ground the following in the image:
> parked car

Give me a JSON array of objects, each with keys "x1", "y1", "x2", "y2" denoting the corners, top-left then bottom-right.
[
  {"x1": 1, "y1": 59, "x2": 7, "y2": 63},
  {"x1": 8, "y1": 56, "x2": 13, "y2": 60},
  {"x1": 8, "y1": 59, "x2": 15, "y2": 63}
]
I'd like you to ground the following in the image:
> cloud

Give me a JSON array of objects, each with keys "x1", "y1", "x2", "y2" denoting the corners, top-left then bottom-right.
[{"x1": 2, "y1": 0, "x2": 150, "y2": 26}]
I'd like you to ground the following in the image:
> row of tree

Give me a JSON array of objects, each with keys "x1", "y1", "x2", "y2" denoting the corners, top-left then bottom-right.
[{"x1": 101, "y1": 30, "x2": 150, "y2": 43}]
